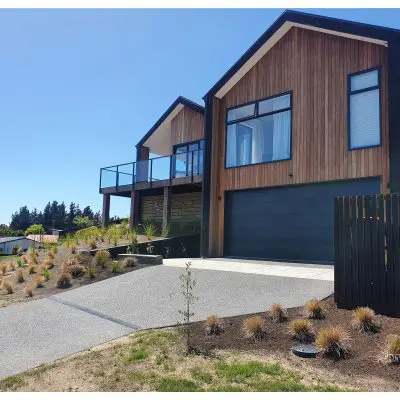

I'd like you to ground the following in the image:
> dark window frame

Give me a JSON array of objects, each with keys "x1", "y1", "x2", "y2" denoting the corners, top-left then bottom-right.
[
  {"x1": 225, "y1": 91, "x2": 293, "y2": 169},
  {"x1": 172, "y1": 139, "x2": 204, "y2": 177},
  {"x1": 348, "y1": 66, "x2": 382, "y2": 151},
  {"x1": 236, "y1": 124, "x2": 253, "y2": 166}
]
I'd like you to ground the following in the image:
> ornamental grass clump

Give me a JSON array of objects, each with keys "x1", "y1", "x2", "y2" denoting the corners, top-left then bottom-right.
[
  {"x1": 124, "y1": 258, "x2": 135, "y2": 269},
  {"x1": 88, "y1": 239, "x2": 97, "y2": 249},
  {"x1": 382, "y1": 334, "x2": 400, "y2": 364},
  {"x1": 21, "y1": 255, "x2": 28, "y2": 264},
  {"x1": 47, "y1": 250, "x2": 55, "y2": 260},
  {"x1": 243, "y1": 316, "x2": 266, "y2": 341},
  {"x1": 86, "y1": 266, "x2": 96, "y2": 279},
  {"x1": 71, "y1": 244, "x2": 77, "y2": 254},
  {"x1": 0, "y1": 264, "x2": 7, "y2": 276},
  {"x1": 34, "y1": 275, "x2": 45, "y2": 288},
  {"x1": 24, "y1": 285, "x2": 34, "y2": 297},
  {"x1": 2, "y1": 280, "x2": 13, "y2": 294},
  {"x1": 289, "y1": 319, "x2": 315, "y2": 343},
  {"x1": 41, "y1": 268, "x2": 51, "y2": 281},
  {"x1": 64, "y1": 264, "x2": 85, "y2": 278},
  {"x1": 16, "y1": 257, "x2": 23, "y2": 268},
  {"x1": 16, "y1": 269, "x2": 24, "y2": 283},
  {"x1": 316, "y1": 326, "x2": 350, "y2": 360},
  {"x1": 304, "y1": 299, "x2": 326, "y2": 320},
  {"x1": 56, "y1": 273, "x2": 71, "y2": 288},
  {"x1": 95, "y1": 250, "x2": 110, "y2": 268},
  {"x1": 206, "y1": 315, "x2": 224, "y2": 336},
  {"x1": 44, "y1": 259, "x2": 54, "y2": 269},
  {"x1": 109, "y1": 261, "x2": 122, "y2": 274},
  {"x1": 269, "y1": 303, "x2": 288, "y2": 323},
  {"x1": 9, "y1": 261, "x2": 16, "y2": 271},
  {"x1": 28, "y1": 263, "x2": 36, "y2": 274},
  {"x1": 143, "y1": 222, "x2": 156, "y2": 240},
  {"x1": 352, "y1": 307, "x2": 381, "y2": 334}
]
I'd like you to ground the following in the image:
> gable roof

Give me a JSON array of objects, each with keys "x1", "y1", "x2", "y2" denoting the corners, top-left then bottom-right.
[
  {"x1": 204, "y1": 9, "x2": 400, "y2": 100},
  {"x1": 136, "y1": 96, "x2": 204, "y2": 148},
  {"x1": 0, "y1": 236, "x2": 28, "y2": 244}
]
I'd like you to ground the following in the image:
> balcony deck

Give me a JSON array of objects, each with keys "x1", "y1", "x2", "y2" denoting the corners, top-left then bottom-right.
[{"x1": 99, "y1": 150, "x2": 203, "y2": 195}]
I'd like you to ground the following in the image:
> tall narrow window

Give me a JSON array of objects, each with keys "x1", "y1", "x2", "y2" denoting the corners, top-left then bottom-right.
[{"x1": 348, "y1": 68, "x2": 381, "y2": 150}]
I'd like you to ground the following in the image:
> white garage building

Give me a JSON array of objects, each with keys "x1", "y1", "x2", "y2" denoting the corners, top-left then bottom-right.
[{"x1": 0, "y1": 237, "x2": 38, "y2": 255}]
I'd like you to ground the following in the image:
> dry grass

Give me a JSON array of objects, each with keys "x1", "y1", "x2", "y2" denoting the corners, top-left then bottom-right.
[
  {"x1": 9, "y1": 261, "x2": 16, "y2": 271},
  {"x1": 382, "y1": 334, "x2": 400, "y2": 364},
  {"x1": 123, "y1": 258, "x2": 136, "y2": 269},
  {"x1": 28, "y1": 263, "x2": 37, "y2": 274},
  {"x1": 34, "y1": 275, "x2": 45, "y2": 288},
  {"x1": 2, "y1": 280, "x2": 13, "y2": 294},
  {"x1": 23, "y1": 285, "x2": 34, "y2": 297},
  {"x1": 269, "y1": 303, "x2": 288, "y2": 323},
  {"x1": 16, "y1": 257, "x2": 23, "y2": 268},
  {"x1": 86, "y1": 266, "x2": 96, "y2": 279},
  {"x1": 47, "y1": 250, "x2": 55, "y2": 260},
  {"x1": 316, "y1": 326, "x2": 350, "y2": 360},
  {"x1": 44, "y1": 259, "x2": 54, "y2": 269},
  {"x1": 71, "y1": 244, "x2": 77, "y2": 254},
  {"x1": 88, "y1": 239, "x2": 97, "y2": 249},
  {"x1": 304, "y1": 299, "x2": 326, "y2": 320},
  {"x1": 243, "y1": 316, "x2": 266, "y2": 341},
  {"x1": 95, "y1": 250, "x2": 110, "y2": 268},
  {"x1": 289, "y1": 319, "x2": 315, "y2": 343},
  {"x1": 108, "y1": 261, "x2": 122, "y2": 274},
  {"x1": 64, "y1": 264, "x2": 85, "y2": 278},
  {"x1": 16, "y1": 269, "x2": 24, "y2": 283},
  {"x1": 56, "y1": 273, "x2": 71, "y2": 288},
  {"x1": 21, "y1": 255, "x2": 28, "y2": 264},
  {"x1": 352, "y1": 307, "x2": 380, "y2": 334},
  {"x1": 0, "y1": 264, "x2": 7, "y2": 276},
  {"x1": 206, "y1": 315, "x2": 224, "y2": 336}
]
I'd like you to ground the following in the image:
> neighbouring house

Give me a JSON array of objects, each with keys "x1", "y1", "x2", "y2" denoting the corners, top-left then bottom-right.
[
  {"x1": 100, "y1": 10, "x2": 400, "y2": 264},
  {"x1": 26, "y1": 234, "x2": 59, "y2": 244},
  {"x1": 0, "y1": 237, "x2": 38, "y2": 255}
]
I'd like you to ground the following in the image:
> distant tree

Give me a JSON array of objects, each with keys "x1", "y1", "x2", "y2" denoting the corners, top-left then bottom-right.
[
  {"x1": 25, "y1": 223, "x2": 45, "y2": 236},
  {"x1": 0, "y1": 224, "x2": 23, "y2": 237},
  {"x1": 10, "y1": 206, "x2": 31, "y2": 231},
  {"x1": 73, "y1": 216, "x2": 94, "y2": 229},
  {"x1": 82, "y1": 206, "x2": 94, "y2": 219}
]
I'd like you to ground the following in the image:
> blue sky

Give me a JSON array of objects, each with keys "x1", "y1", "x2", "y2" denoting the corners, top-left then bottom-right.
[{"x1": 1, "y1": 8, "x2": 399, "y2": 224}]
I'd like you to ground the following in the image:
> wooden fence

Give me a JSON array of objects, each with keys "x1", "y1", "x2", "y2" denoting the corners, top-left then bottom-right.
[{"x1": 334, "y1": 194, "x2": 400, "y2": 317}]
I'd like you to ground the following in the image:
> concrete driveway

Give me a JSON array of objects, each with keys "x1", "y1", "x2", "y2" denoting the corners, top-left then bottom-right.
[{"x1": 0, "y1": 260, "x2": 333, "y2": 380}]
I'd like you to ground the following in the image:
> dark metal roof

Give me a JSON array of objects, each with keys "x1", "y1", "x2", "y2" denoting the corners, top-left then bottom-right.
[
  {"x1": 136, "y1": 96, "x2": 205, "y2": 148},
  {"x1": 203, "y1": 9, "x2": 400, "y2": 99}
]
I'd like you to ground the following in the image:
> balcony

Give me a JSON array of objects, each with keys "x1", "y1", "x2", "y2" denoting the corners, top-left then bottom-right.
[{"x1": 99, "y1": 149, "x2": 203, "y2": 194}]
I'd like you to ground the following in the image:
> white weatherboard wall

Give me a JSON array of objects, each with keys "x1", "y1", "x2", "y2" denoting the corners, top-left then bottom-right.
[{"x1": 0, "y1": 238, "x2": 36, "y2": 255}]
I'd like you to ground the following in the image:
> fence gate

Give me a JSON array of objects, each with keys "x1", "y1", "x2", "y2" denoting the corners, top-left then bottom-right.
[{"x1": 334, "y1": 194, "x2": 400, "y2": 317}]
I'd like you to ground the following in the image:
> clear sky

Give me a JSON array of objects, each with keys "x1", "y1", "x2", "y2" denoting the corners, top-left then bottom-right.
[{"x1": 1, "y1": 8, "x2": 399, "y2": 224}]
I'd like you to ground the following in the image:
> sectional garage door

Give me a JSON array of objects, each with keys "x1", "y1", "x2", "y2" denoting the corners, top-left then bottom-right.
[{"x1": 224, "y1": 178, "x2": 381, "y2": 263}]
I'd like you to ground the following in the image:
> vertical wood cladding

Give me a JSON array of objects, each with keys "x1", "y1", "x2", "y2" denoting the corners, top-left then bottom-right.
[
  {"x1": 209, "y1": 27, "x2": 390, "y2": 257},
  {"x1": 170, "y1": 107, "x2": 204, "y2": 150}
]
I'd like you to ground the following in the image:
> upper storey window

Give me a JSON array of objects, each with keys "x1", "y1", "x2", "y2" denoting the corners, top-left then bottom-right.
[
  {"x1": 348, "y1": 68, "x2": 381, "y2": 150},
  {"x1": 225, "y1": 92, "x2": 292, "y2": 168}
]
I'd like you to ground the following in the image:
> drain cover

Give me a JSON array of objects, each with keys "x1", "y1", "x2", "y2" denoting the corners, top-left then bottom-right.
[{"x1": 291, "y1": 343, "x2": 318, "y2": 358}]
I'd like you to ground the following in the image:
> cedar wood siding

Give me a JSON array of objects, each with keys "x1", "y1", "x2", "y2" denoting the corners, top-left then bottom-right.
[
  {"x1": 208, "y1": 27, "x2": 390, "y2": 257},
  {"x1": 170, "y1": 107, "x2": 204, "y2": 151}
]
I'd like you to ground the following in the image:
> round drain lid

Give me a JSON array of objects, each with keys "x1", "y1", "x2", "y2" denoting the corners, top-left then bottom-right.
[{"x1": 291, "y1": 343, "x2": 318, "y2": 358}]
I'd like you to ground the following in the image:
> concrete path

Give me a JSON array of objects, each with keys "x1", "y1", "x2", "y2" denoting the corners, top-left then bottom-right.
[{"x1": 0, "y1": 262, "x2": 333, "y2": 380}]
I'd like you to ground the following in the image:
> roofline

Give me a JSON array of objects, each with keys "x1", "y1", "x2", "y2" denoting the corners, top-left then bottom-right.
[
  {"x1": 0, "y1": 237, "x2": 36, "y2": 244},
  {"x1": 136, "y1": 96, "x2": 205, "y2": 148},
  {"x1": 203, "y1": 9, "x2": 400, "y2": 100}
]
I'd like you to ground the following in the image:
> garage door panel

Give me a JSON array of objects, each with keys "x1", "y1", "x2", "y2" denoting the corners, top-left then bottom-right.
[{"x1": 224, "y1": 178, "x2": 380, "y2": 263}]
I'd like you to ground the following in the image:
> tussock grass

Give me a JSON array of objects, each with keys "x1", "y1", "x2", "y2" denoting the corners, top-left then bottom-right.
[
  {"x1": 95, "y1": 250, "x2": 110, "y2": 268},
  {"x1": 0, "y1": 264, "x2": 7, "y2": 276},
  {"x1": 27, "y1": 263, "x2": 36, "y2": 274},
  {"x1": 289, "y1": 319, "x2": 315, "y2": 343},
  {"x1": 269, "y1": 303, "x2": 288, "y2": 323},
  {"x1": 71, "y1": 244, "x2": 77, "y2": 254},
  {"x1": 47, "y1": 250, "x2": 55, "y2": 260},
  {"x1": 352, "y1": 307, "x2": 380, "y2": 334},
  {"x1": 124, "y1": 258, "x2": 136, "y2": 268},
  {"x1": 243, "y1": 316, "x2": 266, "y2": 341},
  {"x1": 109, "y1": 261, "x2": 122, "y2": 274},
  {"x1": 24, "y1": 285, "x2": 34, "y2": 297},
  {"x1": 9, "y1": 261, "x2": 16, "y2": 271},
  {"x1": 44, "y1": 259, "x2": 54, "y2": 269},
  {"x1": 56, "y1": 273, "x2": 71, "y2": 288},
  {"x1": 41, "y1": 268, "x2": 51, "y2": 281},
  {"x1": 316, "y1": 326, "x2": 350, "y2": 360},
  {"x1": 143, "y1": 222, "x2": 157, "y2": 240},
  {"x1": 86, "y1": 265, "x2": 96, "y2": 279},
  {"x1": 2, "y1": 279, "x2": 13, "y2": 294},
  {"x1": 21, "y1": 255, "x2": 28, "y2": 264},
  {"x1": 304, "y1": 299, "x2": 326, "y2": 319},
  {"x1": 382, "y1": 334, "x2": 400, "y2": 364},
  {"x1": 88, "y1": 239, "x2": 97, "y2": 249},
  {"x1": 206, "y1": 315, "x2": 224, "y2": 336},
  {"x1": 34, "y1": 275, "x2": 45, "y2": 288},
  {"x1": 16, "y1": 269, "x2": 24, "y2": 283},
  {"x1": 64, "y1": 264, "x2": 85, "y2": 278},
  {"x1": 16, "y1": 257, "x2": 23, "y2": 268}
]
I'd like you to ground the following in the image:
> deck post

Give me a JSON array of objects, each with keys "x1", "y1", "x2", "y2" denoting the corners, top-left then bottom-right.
[
  {"x1": 130, "y1": 190, "x2": 140, "y2": 230},
  {"x1": 101, "y1": 194, "x2": 110, "y2": 227},
  {"x1": 163, "y1": 186, "x2": 172, "y2": 231}
]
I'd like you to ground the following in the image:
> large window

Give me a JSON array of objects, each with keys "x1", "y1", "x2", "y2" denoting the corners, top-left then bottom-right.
[
  {"x1": 348, "y1": 67, "x2": 381, "y2": 150},
  {"x1": 225, "y1": 92, "x2": 292, "y2": 168},
  {"x1": 173, "y1": 139, "x2": 204, "y2": 177}
]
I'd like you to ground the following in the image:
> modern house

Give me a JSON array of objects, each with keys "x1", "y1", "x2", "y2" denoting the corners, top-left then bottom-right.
[{"x1": 100, "y1": 10, "x2": 400, "y2": 264}]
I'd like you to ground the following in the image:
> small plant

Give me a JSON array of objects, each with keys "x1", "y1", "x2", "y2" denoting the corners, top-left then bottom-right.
[
  {"x1": 71, "y1": 244, "x2": 77, "y2": 254},
  {"x1": 16, "y1": 269, "x2": 24, "y2": 283},
  {"x1": 64, "y1": 264, "x2": 85, "y2": 278},
  {"x1": 16, "y1": 247, "x2": 23, "y2": 255},
  {"x1": 29, "y1": 254, "x2": 38, "y2": 264},
  {"x1": 143, "y1": 222, "x2": 156, "y2": 240},
  {"x1": 352, "y1": 307, "x2": 380, "y2": 334},
  {"x1": 57, "y1": 273, "x2": 71, "y2": 288},
  {"x1": 52, "y1": 245, "x2": 58, "y2": 254},
  {"x1": 34, "y1": 275, "x2": 45, "y2": 288},
  {"x1": 206, "y1": 315, "x2": 224, "y2": 336},
  {"x1": 9, "y1": 261, "x2": 16, "y2": 271},
  {"x1": 95, "y1": 250, "x2": 110, "y2": 268},
  {"x1": 16, "y1": 257, "x2": 23, "y2": 268},
  {"x1": 109, "y1": 261, "x2": 122, "y2": 274},
  {"x1": 86, "y1": 265, "x2": 96, "y2": 279},
  {"x1": 2, "y1": 279, "x2": 13, "y2": 294},
  {"x1": 316, "y1": 326, "x2": 350, "y2": 360},
  {"x1": 47, "y1": 250, "x2": 55, "y2": 260},
  {"x1": 124, "y1": 258, "x2": 136, "y2": 268},
  {"x1": 21, "y1": 255, "x2": 28, "y2": 264},
  {"x1": 88, "y1": 239, "x2": 97, "y2": 249},
  {"x1": 44, "y1": 259, "x2": 54, "y2": 269},
  {"x1": 126, "y1": 240, "x2": 139, "y2": 254},
  {"x1": 304, "y1": 299, "x2": 326, "y2": 319},
  {"x1": 0, "y1": 264, "x2": 7, "y2": 276},
  {"x1": 162, "y1": 223, "x2": 170, "y2": 238},
  {"x1": 146, "y1": 243, "x2": 155, "y2": 255},
  {"x1": 382, "y1": 334, "x2": 400, "y2": 364},
  {"x1": 289, "y1": 319, "x2": 315, "y2": 343},
  {"x1": 28, "y1": 263, "x2": 36, "y2": 274},
  {"x1": 243, "y1": 316, "x2": 266, "y2": 341},
  {"x1": 41, "y1": 269, "x2": 51, "y2": 281},
  {"x1": 65, "y1": 234, "x2": 72, "y2": 248},
  {"x1": 24, "y1": 285, "x2": 34, "y2": 297},
  {"x1": 269, "y1": 303, "x2": 288, "y2": 323}
]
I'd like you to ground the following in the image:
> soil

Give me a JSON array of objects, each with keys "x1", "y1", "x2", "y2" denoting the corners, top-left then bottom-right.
[{"x1": 190, "y1": 295, "x2": 400, "y2": 391}]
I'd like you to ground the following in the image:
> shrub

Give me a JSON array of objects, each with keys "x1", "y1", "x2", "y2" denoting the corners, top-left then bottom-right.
[
  {"x1": 64, "y1": 264, "x2": 85, "y2": 278},
  {"x1": 269, "y1": 303, "x2": 288, "y2": 323},
  {"x1": 382, "y1": 334, "x2": 400, "y2": 364},
  {"x1": 28, "y1": 263, "x2": 36, "y2": 274},
  {"x1": 95, "y1": 250, "x2": 110, "y2": 268},
  {"x1": 25, "y1": 223, "x2": 45, "y2": 236},
  {"x1": 0, "y1": 264, "x2": 7, "y2": 276},
  {"x1": 16, "y1": 257, "x2": 23, "y2": 268},
  {"x1": 124, "y1": 258, "x2": 136, "y2": 268},
  {"x1": 352, "y1": 307, "x2": 380, "y2": 334},
  {"x1": 24, "y1": 285, "x2": 33, "y2": 297},
  {"x1": 316, "y1": 327, "x2": 350, "y2": 359},
  {"x1": 9, "y1": 261, "x2": 16, "y2": 271},
  {"x1": 86, "y1": 266, "x2": 96, "y2": 279},
  {"x1": 47, "y1": 250, "x2": 55, "y2": 260},
  {"x1": 88, "y1": 239, "x2": 97, "y2": 249},
  {"x1": 2, "y1": 280, "x2": 13, "y2": 294},
  {"x1": 56, "y1": 273, "x2": 71, "y2": 288},
  {"x1": 143, "y1": 222, "x2": 156, "y2": 240},
  {"x1": 289, "y1": 319, "x2": 315, "y2": 343},
  {"x1": 77, "y1": 252, "x2": 92, "y2": 265},
  {"x1": 109, "y1": 261, "x2": 122, "y2": 274},
  {"x1": 71, "y1": 244, "x2": 77, "y2": 254},
  {"x1": 304, "y1": 299, "x2": 326, "y2": 319},
  {"x1": 206, "y1": 315, "x2": 224, "y2": 336},
  {"x1": 243, "y1": 316, "x2": 266, "y2": 341},
  {"x1": 41, "y1": 268, "x2": 51, "y2": 281},
  {"x1": 16, "y1": 269, "x2": 24, "y2": 283},
  {"x1": 34, "y1": 275, "x2": 45, "y2": 288}
]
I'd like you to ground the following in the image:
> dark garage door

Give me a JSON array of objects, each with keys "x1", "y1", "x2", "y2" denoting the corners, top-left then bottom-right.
[{"x1": 224, "y1": 178, "x2": 381, "y2": 263}]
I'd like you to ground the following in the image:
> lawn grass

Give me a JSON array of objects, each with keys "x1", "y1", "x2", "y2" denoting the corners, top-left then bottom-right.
[
  {"x1": 0, "y1": 328, "x2": 348, "y2": 392},
  {"x1": 0, "y1": 255, "x2": 18, "y2": 263}
]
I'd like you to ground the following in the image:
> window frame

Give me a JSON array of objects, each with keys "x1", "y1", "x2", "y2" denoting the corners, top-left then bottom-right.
[
  {"x1": 347, "y1": 66, "x2": 382, "y2": 151},
  {"x1": 172, "y1": 139, "x2": 204, "y2": 177},
  {"x1": 224, "y1": 91, "x2": 293, "y2": 169}
]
